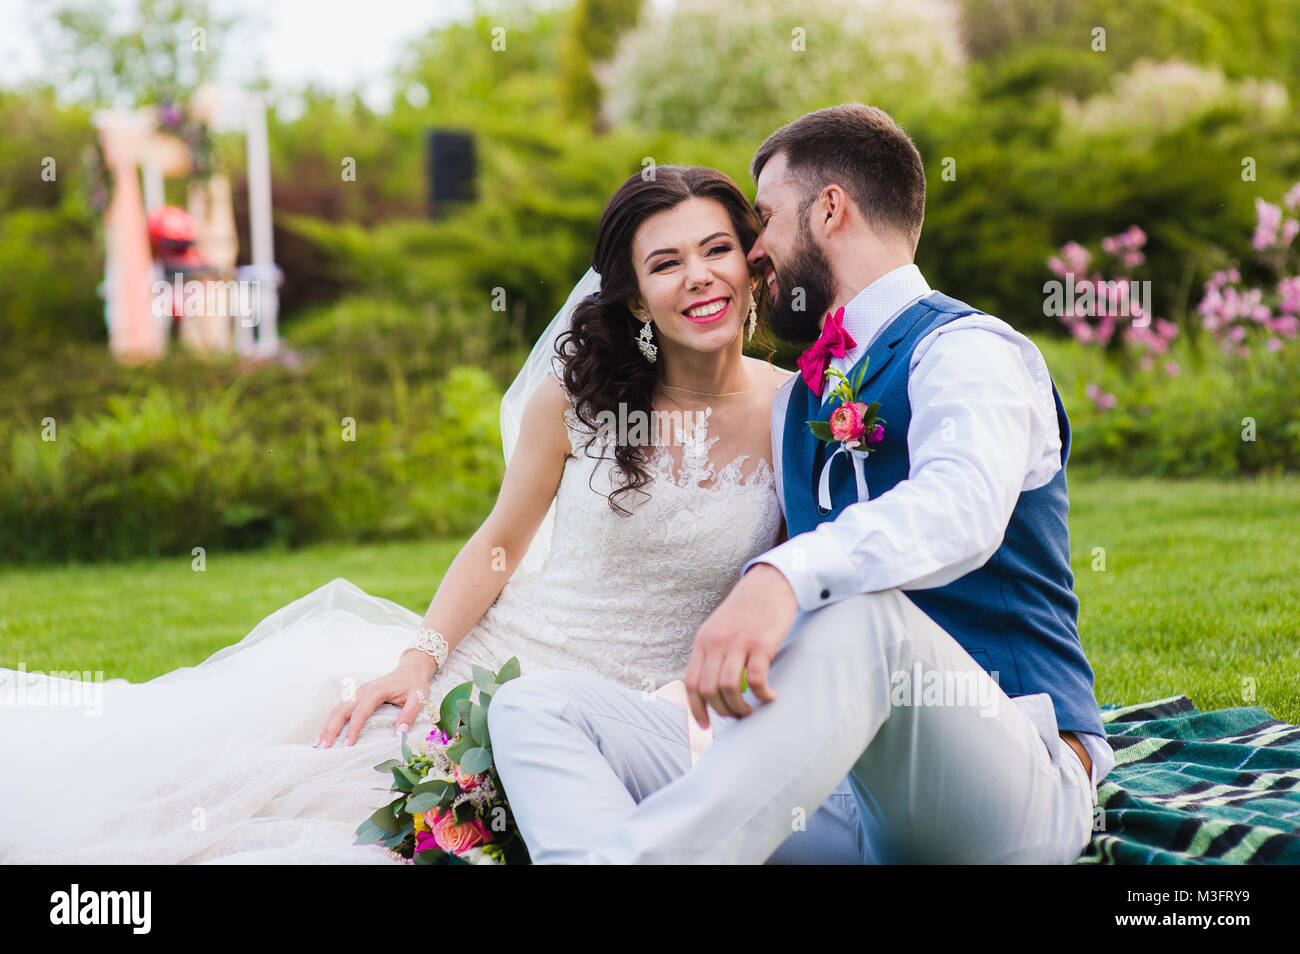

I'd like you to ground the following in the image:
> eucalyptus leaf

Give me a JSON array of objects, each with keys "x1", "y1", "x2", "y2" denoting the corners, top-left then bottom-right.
[
  {"x1": 469, "y1": 704, "x2": 490, "y2": 747},
  {"x1": 353, "y1": 819, "x2": 390, "y2": 845},
  {"x1": 396, "y1": 765, "x2": 421, "y2": 786},
  {"x1": 459, "y1": 745, "x2": 493, "y2": 775},
  {"x1": 471, "y1": 665, "x2": 498, "y2": 693},
  {"x1": 497, "y1": 657, "x2": 522, "y2": 683},
  {"x1": 406, "y1": 792, "x2": 443, "y2": 814},
  {"x1": 390, "y1": 767, "x2": 414, "y2": 793},
  {"x1": 445, "y1": 734, "x2": 474, "y2": 763},
  {"x1": 438, "y1": 681, "x2": 473, "y2": 735},
  {"x1": 372, "y1": 758, "x2": 402, "y2": 773},
  {"x1": 411, "y1": 778, "x2": 451, "y2": 798},
  {"x1": 368, "y1": 802, "x2": 402, "y2": 834}
]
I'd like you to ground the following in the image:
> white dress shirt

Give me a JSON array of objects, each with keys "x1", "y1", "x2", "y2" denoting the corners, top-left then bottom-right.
[{"x1": 745, "y1": 264, "x2": 1114, "y2": 795}]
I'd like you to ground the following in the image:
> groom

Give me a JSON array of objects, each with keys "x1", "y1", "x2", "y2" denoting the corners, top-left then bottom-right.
[{"x1": 489, "y1": 103, "x2": 1113, "y2": 863}]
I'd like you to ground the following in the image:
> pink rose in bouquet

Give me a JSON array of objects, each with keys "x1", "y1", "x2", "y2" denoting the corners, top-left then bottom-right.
[
  {"x1": 428, "y1": 810, "x2": 489, "y2": 855},
  {"x1": 452, "y1": 765, "x2": 482, "y2": 791}
]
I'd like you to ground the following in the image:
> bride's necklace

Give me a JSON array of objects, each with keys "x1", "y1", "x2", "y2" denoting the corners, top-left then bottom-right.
[{"x1": 658, "y1": 382, "x2": 757, "y2": 397}]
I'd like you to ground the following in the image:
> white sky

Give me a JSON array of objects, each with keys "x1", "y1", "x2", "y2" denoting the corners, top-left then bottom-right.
[{"x1": 0, "y1": 0, "x2": 481, "y2": 114}]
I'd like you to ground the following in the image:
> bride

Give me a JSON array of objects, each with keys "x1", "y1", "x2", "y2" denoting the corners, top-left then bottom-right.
[{"x1": 0, "y1": 165, "x2": 860, "y2": 864}]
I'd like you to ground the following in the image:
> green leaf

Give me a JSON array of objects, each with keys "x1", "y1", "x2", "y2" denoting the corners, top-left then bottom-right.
[
  {"x1": 353, "y1": 819, "x2": 390, "y2": 846},
  {"x1": 390, "y1": 766, "x2": 415, "y2": 793},
  {"x1": 472, "y1": 665, "x2": 498, "y2": 694},
  {"x1": 455, "y1": 698, "x2": 473, "y2": 730},
  {"x1": 372, "y1": 758, "x2": 402, "y2": 774},
  {"x1": 806, "y1": 420, "x2": 834, "y2": 442},
  {"x1": 497, "y1": 657, "x2": 522, "y2": 683},
  {"x1": 863, "y1": 401, "x2": 880, "y2": 420},
  {"x1": 400, "y1": 733, "x2": 413, "y2": 764},
  {"x1": 445, "y1": 734, "x2": 474, "y2": 763},
  {"x1": 438, "y1": 681, "x2": 473, "y2": 735},
  {"x1": 369, "y1": 801, "x2": 403, "y2": 835},
  {"x1": 396, "y1": 765, "x2": 421, "y2": 786},
  {"x1": 459, "y1": 745, "x2": 493, "y2": 775},
  {"x1": 851, "y1": 356, "x2": 870, "y2": 391},
  {"x1": 411, "y1": 778, "x2": 451, "y2": 798},
  {"x1": 406, "y1": 792, "x2": 443, "y2": 814},
  {"x1": 469, "y1": 703, "x2": 490, "y2": 747}
]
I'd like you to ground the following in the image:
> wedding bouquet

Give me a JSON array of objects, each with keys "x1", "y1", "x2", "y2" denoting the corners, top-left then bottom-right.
[{"x1": 354, "y1": 658, "x2": 530, "y2": 865}]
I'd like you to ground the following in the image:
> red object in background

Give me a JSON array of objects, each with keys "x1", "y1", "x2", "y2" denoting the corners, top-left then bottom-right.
[
  {"x1": 147, "y1": 205, "x2": 197, "y2": 245},
  {"x1": 147, "y1": 206, "x2": 209, "y2": 336},
  {"x1": 147, "y1": 205, "x2": 204, "y2": 269}
]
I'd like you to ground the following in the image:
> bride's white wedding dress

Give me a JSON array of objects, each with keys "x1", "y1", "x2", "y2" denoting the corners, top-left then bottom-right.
[{"x1": 0, "y1": 400, "x2": 780, "y2": 864}]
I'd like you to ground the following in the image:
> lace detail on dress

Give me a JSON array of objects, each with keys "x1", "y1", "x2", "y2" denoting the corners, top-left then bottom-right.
[
  {"x1": 466, "y1": 393, "x2": 784, "y2": 691},
  {"x1": 643, "y1": 406, "x2": 775, "y2": 492}
]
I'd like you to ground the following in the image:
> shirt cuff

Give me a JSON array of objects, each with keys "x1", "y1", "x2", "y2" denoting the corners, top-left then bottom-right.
[{"x1": 741, "y1": 532, "x2": 863, "y2": 611}]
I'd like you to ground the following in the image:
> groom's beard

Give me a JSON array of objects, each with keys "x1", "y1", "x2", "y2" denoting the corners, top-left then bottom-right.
[{"x1": 766, "y1": 227, "x2": 835, "y2": 344}]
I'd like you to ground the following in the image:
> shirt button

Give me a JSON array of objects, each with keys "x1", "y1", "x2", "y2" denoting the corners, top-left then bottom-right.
[{"x1": 820, "y1": 589, "x2": 830, "y2": 600}]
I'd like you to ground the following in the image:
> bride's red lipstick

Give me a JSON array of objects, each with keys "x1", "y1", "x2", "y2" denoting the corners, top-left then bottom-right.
[{"x1": 682, "y1": 297, "x2": 730, "y2": 324}]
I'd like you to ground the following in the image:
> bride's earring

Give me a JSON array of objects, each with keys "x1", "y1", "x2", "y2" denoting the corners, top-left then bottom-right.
[
  {"x1": 636, "y1": 320, "x2": 658, "y2": 363},
  {"x1": 746, "y1": 296, "x2": 758, "y2": 341}
]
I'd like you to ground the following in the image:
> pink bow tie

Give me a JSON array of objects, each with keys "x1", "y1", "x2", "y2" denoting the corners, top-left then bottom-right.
[{"x1": 797, "y1": 306, "x2": 856, "y2": 397}]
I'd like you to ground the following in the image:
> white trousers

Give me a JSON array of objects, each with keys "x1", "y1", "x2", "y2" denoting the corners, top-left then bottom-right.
[{"x1": 488, "y1": 589, "x2": 1095, "y2": 864}]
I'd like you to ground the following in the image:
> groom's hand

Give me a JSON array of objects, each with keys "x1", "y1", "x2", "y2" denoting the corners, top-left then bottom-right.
[{"x1": 685, "y1": 563, "x2": 798, "y2": 728}]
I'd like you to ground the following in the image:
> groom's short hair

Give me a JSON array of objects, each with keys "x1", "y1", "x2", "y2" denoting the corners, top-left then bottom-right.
[{"x1": 751, "y1": 104, "x2": 926, "y2": 253}]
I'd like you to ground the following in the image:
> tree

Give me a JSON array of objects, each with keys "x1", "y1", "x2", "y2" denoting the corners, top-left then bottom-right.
[
  {"x1": 35, "y1": 0, "x2": 242, "y2": 109},
  {"x1": 558, "y1": 0, "x2": 643, "y2": 129}
]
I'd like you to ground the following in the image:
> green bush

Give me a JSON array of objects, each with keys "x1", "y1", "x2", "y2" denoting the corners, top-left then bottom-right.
[
  {"x1": 0, "y1": 203, "x2": 104, "y2": 348},
  {"x1": 1039, "y1": 334, "x2": 1300, "y2": 477},
  {"x1": 0, "y1": 340, "x2": 504, "y2": 565}
]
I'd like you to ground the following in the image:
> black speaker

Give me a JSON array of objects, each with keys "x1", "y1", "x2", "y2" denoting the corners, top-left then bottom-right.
[{"x1": 427, "y1": 130, "x2": 477, "y2": 218}]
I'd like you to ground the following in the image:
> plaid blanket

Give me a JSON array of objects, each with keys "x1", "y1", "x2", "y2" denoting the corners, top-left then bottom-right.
[{"x1": 1077, "y1": 695, "x2": 1300, "y2": 864}]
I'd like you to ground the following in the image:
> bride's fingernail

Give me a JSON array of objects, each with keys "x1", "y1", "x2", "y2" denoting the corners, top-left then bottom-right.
[
  {"x1": 396, "y1": 723, "x2": 409, "y2": 735},
  {"x1": 312, "y1": 735, "x2": 321, "y2": 748}
]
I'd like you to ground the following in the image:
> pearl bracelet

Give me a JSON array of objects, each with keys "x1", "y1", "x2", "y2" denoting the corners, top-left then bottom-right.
[{"x1": 405, "y1": 627, "x2": 449, "y2": 668}]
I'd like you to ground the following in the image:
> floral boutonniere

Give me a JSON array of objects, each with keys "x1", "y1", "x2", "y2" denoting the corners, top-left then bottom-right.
[
  {"x1": 805, "y1": 363, "x2": 885, "y2": 510},
  {"x1": 806, "y1": 363, "x2": 885, "y2": 450}
]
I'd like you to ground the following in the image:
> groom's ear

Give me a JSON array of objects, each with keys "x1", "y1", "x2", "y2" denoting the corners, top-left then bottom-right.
[{"x1": 815, "y1": 183, "x2": 852, "y2": 235}]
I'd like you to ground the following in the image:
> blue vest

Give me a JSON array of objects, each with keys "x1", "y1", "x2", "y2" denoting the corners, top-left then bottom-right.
[{"x1": 781, "y1": 291, "x2": 1104, "y2": 738}]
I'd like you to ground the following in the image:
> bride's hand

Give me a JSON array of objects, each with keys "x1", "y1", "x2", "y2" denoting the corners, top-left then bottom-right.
[{"x1": 314, "y1": 653, "x2": 438, "y2": 749}]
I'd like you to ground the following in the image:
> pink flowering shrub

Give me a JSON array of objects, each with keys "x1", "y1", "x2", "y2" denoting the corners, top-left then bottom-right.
[
  {"x1": 1041, "y1": 186, "x2": 1300, "y2": 475},
  {"x1": 1196, "y1": 182, "x2": 1300, "y2": 358},
  {"x1": 1047, "y1": 225, "x2": 1178, "y2": 412}
]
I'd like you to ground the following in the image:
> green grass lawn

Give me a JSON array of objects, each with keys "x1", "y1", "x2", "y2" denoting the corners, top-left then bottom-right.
[{"x1": 2, "y1": 477, "x2": 1297, "y2": 722}]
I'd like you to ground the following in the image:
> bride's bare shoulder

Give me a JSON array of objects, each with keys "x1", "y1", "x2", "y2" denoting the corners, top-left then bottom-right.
[{"x1": 744, "y1": 356, "x2": 796, "y2": 396}]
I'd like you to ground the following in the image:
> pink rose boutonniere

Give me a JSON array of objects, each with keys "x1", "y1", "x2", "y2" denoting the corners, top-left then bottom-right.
[{"x1": 806, "y1": 364, "x2": 885, "y2": 510}]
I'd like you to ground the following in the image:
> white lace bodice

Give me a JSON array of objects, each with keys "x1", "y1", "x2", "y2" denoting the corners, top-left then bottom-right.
[{"x1": 465, "y1": 401, "x2": 783, "y2": 692}]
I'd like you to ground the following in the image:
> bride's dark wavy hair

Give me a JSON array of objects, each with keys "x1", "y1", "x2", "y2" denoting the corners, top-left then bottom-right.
[{"x1": 557, "y1": 165, "x2": 769, "y2": 516}]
